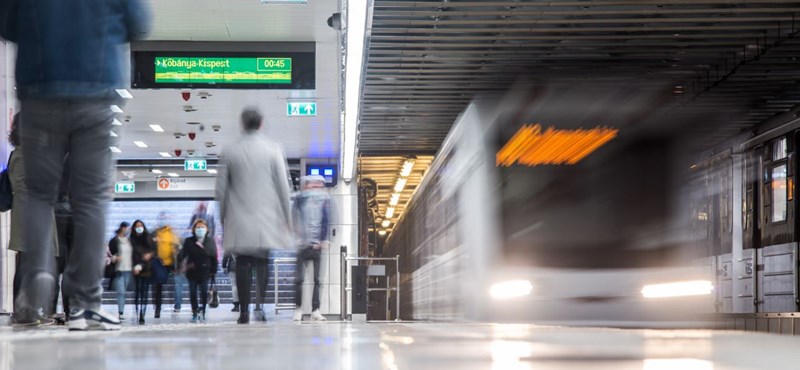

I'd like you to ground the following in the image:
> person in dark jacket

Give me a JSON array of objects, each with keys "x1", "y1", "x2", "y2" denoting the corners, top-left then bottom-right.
[
  {"x1": 179, "y1": 219, "x2": 218, "y2": 322},
  {"x1": 130, "y1": 220, "x2": 155, "y2": 325},
  {"x1": 0, "y1": 0, "x2": 150, "y2": 331}
]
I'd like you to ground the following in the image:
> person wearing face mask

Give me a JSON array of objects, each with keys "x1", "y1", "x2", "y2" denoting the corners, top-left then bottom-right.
[
  {"x1": 130, "y1": 220, "x2": 155, "y2": 325},
  {"x1": 178, "y1": 219, "x2": 218, "y2": 322}
]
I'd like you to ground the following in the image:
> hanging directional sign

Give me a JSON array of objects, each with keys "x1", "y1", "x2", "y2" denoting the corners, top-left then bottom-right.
[
  {"x1": 114, "y1": 181, "x2": 136, "y2": 193},
  {"x1": 184, "y1": 159, "x2": 208, "y2": 171},
  {"x1": 287, "y1": 102, "x2": 317, "y2": 117}
]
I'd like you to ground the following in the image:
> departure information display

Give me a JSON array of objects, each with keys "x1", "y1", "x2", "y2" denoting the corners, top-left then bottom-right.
[
  {"x1": 154, "y1": 57, "x2": 292, "y2": 84},
  {"x1": 132, "y1": 46, "x2": 315, "y2": 90}
]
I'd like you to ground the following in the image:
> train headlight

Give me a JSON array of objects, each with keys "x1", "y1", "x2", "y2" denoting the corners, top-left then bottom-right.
[
  {"x1": 641, "y1": 280, "x2": 713, "y2": 299},
  {"x1": 490, "y1": 280, "x2": 533, "y2": 300}
]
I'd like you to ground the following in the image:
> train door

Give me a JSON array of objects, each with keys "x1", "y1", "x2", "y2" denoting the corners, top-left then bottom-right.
[
  {"x1": 711, "y1": 156, "x2": 734, "y2": 313},
  {"x1": 757, "y1": 135, "x2": 798, "y2": 312},
  {"x1": 737, "y1": 149, "x2": 760, "y2": 313}
]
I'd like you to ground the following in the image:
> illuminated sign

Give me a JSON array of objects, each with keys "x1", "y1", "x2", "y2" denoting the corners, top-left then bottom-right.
[
  {"x1": 155, "y1": 57, "x2": 291, "y2": 84},
  {"x1": 496, "y1": 124, "x2": 618, "y2": 166},
  {"x1": 114, "y1": 182, "x2": 135, "y2": 193},
  {"x1": 184, "y1": 159, "x2": 208, "y2": 171},
  {"x1": 306, "y1": 164, "x2": 337, "y2": 187},
  {"x1": 287, "y1": 102, "x2": 316, "y2": 116}
]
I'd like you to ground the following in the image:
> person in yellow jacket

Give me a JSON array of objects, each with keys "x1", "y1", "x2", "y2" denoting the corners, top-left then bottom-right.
[{"x1": 152, "y1": 222, "x2": 179, "y2": 318}]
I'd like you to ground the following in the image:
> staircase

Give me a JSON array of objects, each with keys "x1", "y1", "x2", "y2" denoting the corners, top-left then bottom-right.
[{"x1": 101, "y1": 251, "x2": 298, "y2": 306}]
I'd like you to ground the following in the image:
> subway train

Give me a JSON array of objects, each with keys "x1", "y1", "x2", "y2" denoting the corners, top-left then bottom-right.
[
  {"x1": 380, "y1": 83, "x2": 720, "y2": 325},
  {"x1": 691, "y1": 106, "x2": 800, "y2": 315}
]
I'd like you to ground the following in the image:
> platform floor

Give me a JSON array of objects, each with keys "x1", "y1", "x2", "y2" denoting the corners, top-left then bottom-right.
[{"x1": 1, "y1": 306, "x2": 798, "y2": 370}]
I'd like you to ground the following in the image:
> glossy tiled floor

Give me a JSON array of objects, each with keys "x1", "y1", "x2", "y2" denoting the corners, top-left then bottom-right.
[{"x1": 1, "y1": 306, "x2": 798, "y2": 370}]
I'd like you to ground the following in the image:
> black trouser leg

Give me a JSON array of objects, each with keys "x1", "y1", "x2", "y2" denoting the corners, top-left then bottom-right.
[
  {"x1": 254, "y1": 257, "x2": 268, "y2": 309},
  {"x1": 189, "y1": 279, "x2": 199, "y2": 314},
  {"x1": 52, "y1": 256, "x2": 66, "y2": 314},
  {"x1": 311, "y1": 250, "x2": 322, "y2": 311},
  {"x1": 154, "y1": 283, "x2": 163, "y2": 312},
  {"x1": 12, "y1": 253, "x2": 21, "y2": 313},
  {"x1": 294, "y1": 251, "x2": 306, "y2": 308},
  {"x1": 235, "y1": 256, "x2": 254, "y2": 311}
]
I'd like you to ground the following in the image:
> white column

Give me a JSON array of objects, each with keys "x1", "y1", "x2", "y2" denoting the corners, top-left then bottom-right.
[{"x1": 0, "y1": 41, "x2": 13, "y2": 314}]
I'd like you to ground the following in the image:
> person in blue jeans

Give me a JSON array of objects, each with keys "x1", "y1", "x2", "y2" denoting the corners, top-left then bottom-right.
[
  {"x1": 0, "y1": 0, "x2": 150, "y2": 331},
  {"x1": 108, "y1": 222, "x2": 133, "y2": 321},
  {"x1": 173, "y1": 269, "x2": 187, "y2": 313}
]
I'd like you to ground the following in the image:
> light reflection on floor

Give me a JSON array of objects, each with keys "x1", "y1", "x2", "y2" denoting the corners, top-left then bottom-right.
[{"x1": 1, "y1": 308, "x2": 799, "y2": 370}]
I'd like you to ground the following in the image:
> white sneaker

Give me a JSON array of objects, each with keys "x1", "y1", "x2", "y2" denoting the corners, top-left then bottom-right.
[
  {"x1": 311, "y1": 309, "x2": 326, "y2": 321},
  {"x1": 293, "y1": 309, "x2": 303, "y2": 322},
  {"x1": 69, "y1": 308, "x2": 121, "y2": 331}
]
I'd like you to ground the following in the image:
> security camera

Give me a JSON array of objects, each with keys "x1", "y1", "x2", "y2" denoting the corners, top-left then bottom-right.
[
  {"x1": 327, "y1": 13, "x2": 342, "y2": 30},
  {"x1": 212, "y1": 125, "x2": 221, "y2": 132}
]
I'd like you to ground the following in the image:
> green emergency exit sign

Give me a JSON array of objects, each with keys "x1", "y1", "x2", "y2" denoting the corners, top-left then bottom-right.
[
  {"x1": 115, "y1": 182, "x2": 135, "y2": 193},
  {"x1": 287, "y1": 102, "x2": 316, "y2": 116},
  {"x1": 185, "y1": 159, "x2": 208, "y2": 171}
]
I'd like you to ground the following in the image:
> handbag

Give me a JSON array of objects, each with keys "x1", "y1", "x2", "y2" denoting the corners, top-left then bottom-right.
[
  {"x1": 151, "y1": 258, "x2": 169, "y2": 284},
  {"x1": 0, "y1": 151, "x2": 15, "y2": 212},
  {"x1": 208, "y1": 278, "x2": 219, "y2": 308}
]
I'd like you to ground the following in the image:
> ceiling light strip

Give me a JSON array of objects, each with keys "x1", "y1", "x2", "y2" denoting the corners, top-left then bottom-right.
[{"x1": 342, "y1": 0, "x2": 371, "y2": 181}]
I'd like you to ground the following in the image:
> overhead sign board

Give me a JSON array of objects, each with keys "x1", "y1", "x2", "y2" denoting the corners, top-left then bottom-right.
[
  {"x1": 155, "y1": 57, "x2": 292, "y2": 84},
  {"x1": 131, "y1": 47, "x2": 316, "y2": 90},
  {"x1": 114, "y1": 182, "x2": 135, "y2": 193},
  {"x1": 157, "y1": 177, "x2": 216, "y2": 192},
  {"x1": 287, "y1": 102, "x2": 316, "y2": 116},
  {"x1": 184, "y1": 159, "x2": 208, "y2": 171}
]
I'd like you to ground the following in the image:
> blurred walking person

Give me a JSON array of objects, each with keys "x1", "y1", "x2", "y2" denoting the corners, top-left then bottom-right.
[
  {"x1": 153, "y1": 216, "x2": 179, "y2": 318},
  {"x1": 216, "y1": 107, "x2": 292, "y2": 324},
  {"x1": 7, "y1": 114, "x2": 58, "y2": 326},
  {"x1": 292, "y1": 175, "x2": 330, "y2": 322},
  {"x1": 222, "y1": 252, "x2": 239, "y2": 312},
  {"x1": 108, "y1": 222, "x2": 133, "y2": 321},
  {"x1": 0, "y1": 0, "x2": 150, "y2": 330},
  {"x1": 179, "y1": 220, "x2": 218, "y2": 322}
]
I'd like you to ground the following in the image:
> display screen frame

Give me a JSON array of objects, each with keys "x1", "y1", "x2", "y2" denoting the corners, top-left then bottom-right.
[{"x1": 132, "y1": 50, "x2": 315, "y2": 90}]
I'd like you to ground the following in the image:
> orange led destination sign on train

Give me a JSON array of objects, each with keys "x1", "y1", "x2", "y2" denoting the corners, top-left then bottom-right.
[{"x1": 496, "y1": 124, "x2": 618, "y2": 167}]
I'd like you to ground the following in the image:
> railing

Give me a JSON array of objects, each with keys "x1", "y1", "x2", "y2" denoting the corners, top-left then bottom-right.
[
  {"x1": 273, "y1": 257, "x2": 297, "y2": 314},
  {"x1": 340, "y1": 247, "x2": 401, "y2": 322}
]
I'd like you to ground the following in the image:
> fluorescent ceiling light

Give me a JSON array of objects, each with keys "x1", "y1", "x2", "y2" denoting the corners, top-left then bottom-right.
[
  {"x1": 159, "y1": 152, "x2": 172, "y2": 158},
  {"x1": 381, "y1": 220, "x2": 390, "y2": 228},
  {"x1": 115, "y1": 89, "x2": 133, "y2": 99},
  {"x1": 110, "y1": 131, "x2": 118, "y2": 137},
  {"x1": 385, "y1": 207, "x2": 395, "y2": 218},
  {"x1": 110, "y1": 105, "x2": 124, "y2": 113},
  {"x1": 133, "y1": 141, "x2": 148, "y2": 148},
  {"x1": 207, "y1": 169, "x2": 218, "y2": 174},
  {"x1": 378, "y1": 230, "x2": 387, "y2": 236},
  {"x1": 110, "y1": 146, "x2": 122, "y2": 153},
  {"x1": 149, "y1": 124, "x2": 165, "y2": 132},
  {"x1": 641, "y1": 280, "x2": 713, "y2": 299},
  {"x1": 400, "y1": 160, "x2": 415, "y2": 177},
  {"x1": 489, "y1": 280, "x2": 533, "y2": 300},
  {"x1": 168, "y1": 172, "x2": 179, "y2": 178},
  {"x1": 389, "y1": 193, "x2": 400, "y2": 206},
  {"x1": 112, "y1": 119, "x2": 123, "y2": 126},
  {"x1": 152, "y1": 169, "x2": 163, "y2": 174},
  {"x1": 394, "y1": 178, "x2": 407, "y2": 193},
  {"x1": 342, "y1": 0, "x2": 369, "y2": 182}
]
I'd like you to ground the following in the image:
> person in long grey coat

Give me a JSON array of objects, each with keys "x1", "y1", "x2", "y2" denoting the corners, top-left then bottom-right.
[{"x1": 216, "y1": 107, "x2": 292, "y2": 324}]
